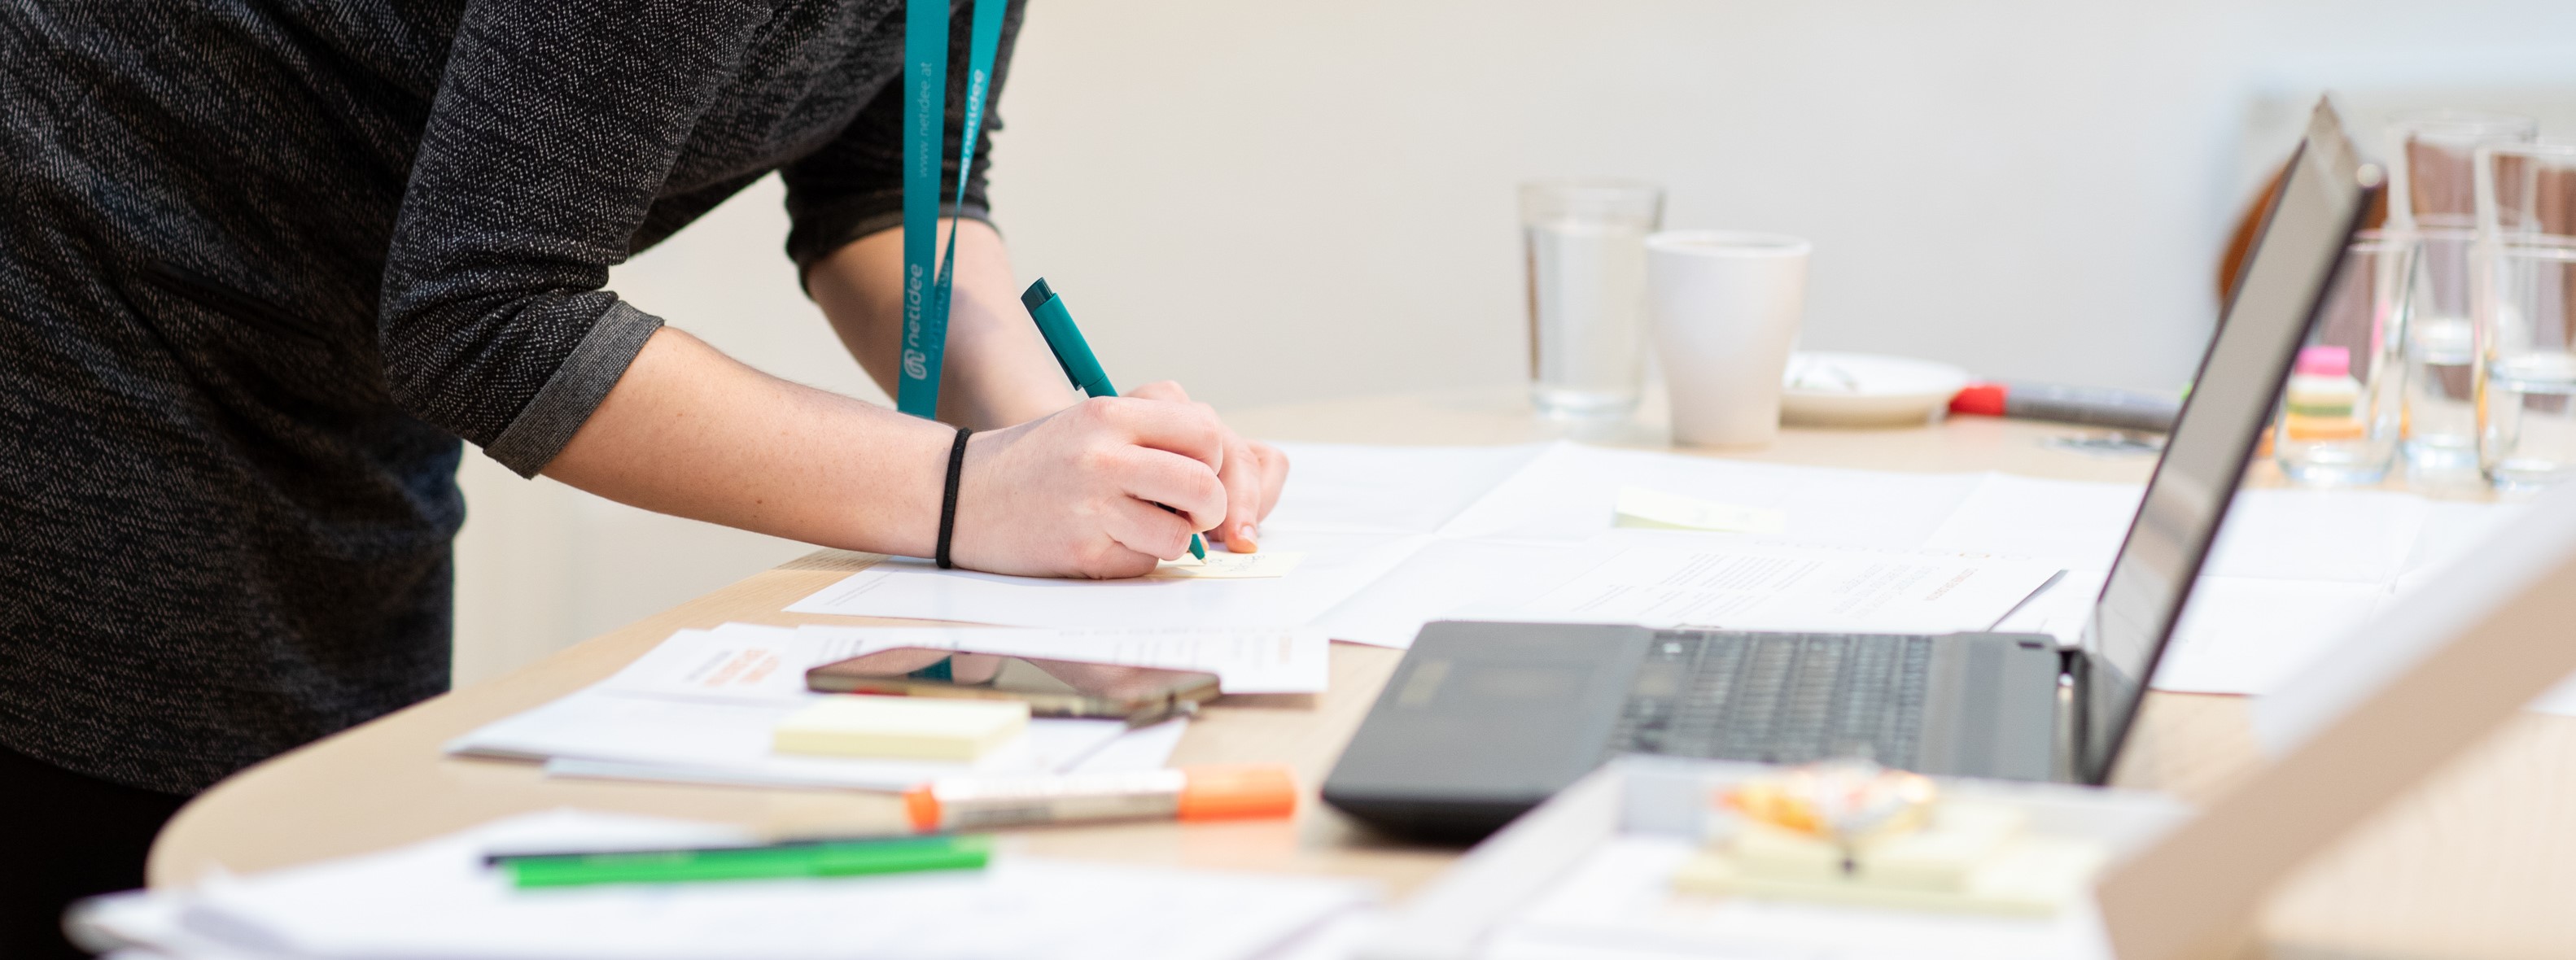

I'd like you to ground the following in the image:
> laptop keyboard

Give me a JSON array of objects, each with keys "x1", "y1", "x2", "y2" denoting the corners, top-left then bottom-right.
[{"x1": 1605, "y1": 630, "x2": 1934, "y2": 767}]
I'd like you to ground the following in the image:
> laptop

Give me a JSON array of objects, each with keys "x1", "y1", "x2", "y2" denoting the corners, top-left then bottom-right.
[{"x1": 1323, "y1": 100, "x2": 2385, "y2": 840}]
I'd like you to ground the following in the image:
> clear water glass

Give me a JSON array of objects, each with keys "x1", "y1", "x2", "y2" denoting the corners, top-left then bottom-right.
[
  {"x1": 2400, "y1": 229, "x2": 2482, "y2": 470},
  {"x1": 2473, "y1": 140, "x2": 2576, "y2": 239},
  {"x1": 2386, "y1": 110, "x2": 2535, "y2": 231},
  {"x1": 1522, "y1": 180, "x2": 1664, "y2": 420},
  {"x1": 2276, "y1": 233, "x2": 2410, "y2": 484},
  {"x1": 2475, "y1": 239, "x2": 2576, "y2": 490},
  {"x1": 2384, "y1": 111, "x2": 2533, "y2": 470}
]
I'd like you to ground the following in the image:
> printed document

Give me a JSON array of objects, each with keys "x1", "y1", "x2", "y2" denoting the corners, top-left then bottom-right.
[
  {"x1": 72, "y1": 809, "x2": 1377, "y2": 960},
  {"x1": 1466, "y1": 535, "x2": 2065, "y2": 635}
]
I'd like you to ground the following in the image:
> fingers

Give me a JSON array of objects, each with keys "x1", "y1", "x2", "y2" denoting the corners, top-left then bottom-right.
[
  {"x1": 1253, "y1": 441, "x2": 1290, "y2": 521},
  {"x1": 1125, "y1": 380, "x2": 1190, "y2": 403},
  {"x1": 1111, "y1": 447, "x2": 1227, "y2": 533},
  {"x1": 1098, "y1": 495, "x2": 1196, "y2": 566},
  {"x1": 1081, "y1": 395, "x2": 1225, "y2": 473},
  {"x1": 1218, "y1": 436, "x2": 1265, "y2": 552},
  {"x1": 1218, "y1": 440, "x2": 1288, "y2": 553}
]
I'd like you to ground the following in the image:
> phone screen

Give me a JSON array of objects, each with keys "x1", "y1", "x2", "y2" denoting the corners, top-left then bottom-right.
[{"x1": 807, "y1": 648, "x2": 1218, "y2": 709}]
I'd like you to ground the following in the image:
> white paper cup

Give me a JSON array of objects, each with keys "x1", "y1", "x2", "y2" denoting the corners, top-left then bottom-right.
[{"x1": 1647, "y1": 230, "x2": 1811, "y2": 447}]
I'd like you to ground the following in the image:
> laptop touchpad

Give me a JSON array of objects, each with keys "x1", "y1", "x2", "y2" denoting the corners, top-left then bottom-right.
[{"x1": 1331, "y1": 622, "x2": 1650, "y2": 801}]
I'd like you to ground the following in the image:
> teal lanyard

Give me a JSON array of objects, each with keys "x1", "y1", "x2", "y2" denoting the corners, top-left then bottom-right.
[{"x1": 898, "y1": 0, "x2": 1009, "y2": 419}]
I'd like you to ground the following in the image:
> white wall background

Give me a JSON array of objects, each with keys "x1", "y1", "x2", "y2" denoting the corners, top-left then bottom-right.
[{"x1": 453, "y1": 0, "x2": 2576, "y2": 685}]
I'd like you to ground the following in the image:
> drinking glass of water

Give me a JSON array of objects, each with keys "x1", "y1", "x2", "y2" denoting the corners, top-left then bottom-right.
[
  {"x1": 1521, "y1": 180, "x2": 1664, "y2": 420},
  {"x1": 2275, "y1": 233, "x2": 2410, "y2": 484},
  {"x1": 2399, "y1": 229, "x2": 2483, "y2": 472},
  {"x1": 2386, "y1": 111, "x2": 2532, "y2": 471},
  {"x1": 2472, "y1": 142, "x2": 2576, "y2": 490},
  {"x1": 2474, "y1": 238, "x2": 2576, "y2": 490}
]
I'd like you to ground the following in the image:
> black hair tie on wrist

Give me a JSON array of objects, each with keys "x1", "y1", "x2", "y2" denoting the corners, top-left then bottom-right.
[{"x1": 935, "y1": 427, "x2": 973, "y2": 569}]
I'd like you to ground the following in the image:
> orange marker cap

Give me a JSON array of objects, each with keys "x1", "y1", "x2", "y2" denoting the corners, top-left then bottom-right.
[
  {"x1": 903, "y1": 783, "x2": 942, "y2": 832},
  {"x1": 1175, "y1": 764, "x2": 1297, "y2": 821}
]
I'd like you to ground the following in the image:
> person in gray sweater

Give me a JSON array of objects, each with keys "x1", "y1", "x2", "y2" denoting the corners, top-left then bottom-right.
[{"x1": 0, "y1": 2, "x2": 1288, "y2": 953}]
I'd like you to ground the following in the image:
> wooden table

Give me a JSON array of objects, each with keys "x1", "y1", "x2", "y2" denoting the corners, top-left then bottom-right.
[{"x1": 152, "y1": 389, "x2": 2576, "y2": 958}]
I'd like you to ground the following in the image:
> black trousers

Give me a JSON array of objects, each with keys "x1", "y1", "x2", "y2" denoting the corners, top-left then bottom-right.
[{"x1": 0, "y1": 746, "x2": 189, "y2": 959}]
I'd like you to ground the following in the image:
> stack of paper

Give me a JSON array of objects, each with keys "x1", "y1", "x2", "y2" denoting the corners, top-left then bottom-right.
[
  {"x1": 446, "y1": 622, "x2": 1331, "y2": 791},
  {"x1": 784, "y1": 439, "x2": 2566, "y2": 712},
  {"x1": 791, "y1": 442, "x2": 2072, "y2": 648},
  {"x1": 74, "y1": 809, "x2": 1375, "y2": 960}
]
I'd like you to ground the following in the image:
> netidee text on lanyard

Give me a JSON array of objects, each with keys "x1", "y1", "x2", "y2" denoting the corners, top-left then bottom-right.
[{"x1": 898, "y1": 0, "x2": 1009, "y2": 419}]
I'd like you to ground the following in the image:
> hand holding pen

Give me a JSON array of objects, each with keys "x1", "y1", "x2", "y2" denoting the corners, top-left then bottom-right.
[
  {"x1": 946, "y1": 397, "x2": 1231, "y2": 578},
  {"x1": 1020, "y1": 279, "x2": 1284, "y2": 556},
  {"x1": 1122, "y1": 380, "x2": 1288, "y2": 553}
]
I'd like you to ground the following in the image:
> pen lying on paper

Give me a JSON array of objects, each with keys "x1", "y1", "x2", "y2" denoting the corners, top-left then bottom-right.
[
  {"x1": 486, "y1": 834, "x2": 990, "y2": 888},
  {"x1": 1022, "y1": 277, "x2": 1208, "y2": 561}
]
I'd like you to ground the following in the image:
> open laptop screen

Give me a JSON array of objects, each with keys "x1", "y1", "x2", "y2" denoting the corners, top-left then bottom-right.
[{"x1": 2075, "y1": 102, "x2": 2381, "y2": 784}]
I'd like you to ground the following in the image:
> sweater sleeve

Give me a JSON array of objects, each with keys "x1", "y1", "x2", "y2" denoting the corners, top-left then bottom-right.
[
  {"x1": 377, "y1": 0, "x2": 773, "y2": 477},
  {"x1": 781, "y1": 0, "x2": 1024, "y2": 272}
]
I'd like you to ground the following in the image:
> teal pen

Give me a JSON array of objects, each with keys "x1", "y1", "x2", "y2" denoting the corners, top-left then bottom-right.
[{"x1": 1021, "y1": 279, "x2": 1206, "y2": 561}]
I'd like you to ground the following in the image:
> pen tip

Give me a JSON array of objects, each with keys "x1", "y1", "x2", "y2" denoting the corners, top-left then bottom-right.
[{"x1": 1190, "y1": 535, "x2": 1206, "y2": 560}]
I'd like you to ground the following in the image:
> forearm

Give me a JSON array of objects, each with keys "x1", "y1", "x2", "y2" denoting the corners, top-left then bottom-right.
[
  {"x1": 541, "y1": 326, "x2": 956, "y2": 557},
  {"x1": 807, "y1": 220, "x2": 1074, "y2": 429}
]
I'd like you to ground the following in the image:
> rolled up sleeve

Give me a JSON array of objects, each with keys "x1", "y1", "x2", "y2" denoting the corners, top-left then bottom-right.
[
  {"x1": 378, "y1": 0, "x2": 772, "y2": 477},
  {"x1": 781, "y1": 0, "x2": 1024, "y2": 273}
]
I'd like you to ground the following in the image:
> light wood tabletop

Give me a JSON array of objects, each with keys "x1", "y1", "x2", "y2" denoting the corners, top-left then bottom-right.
[{"x1": 151, "y1": 389, "x2": 2576, "y2": 959}]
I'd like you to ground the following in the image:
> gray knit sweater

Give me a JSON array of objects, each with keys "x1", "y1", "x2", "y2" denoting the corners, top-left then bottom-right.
[{"x1": 0, "y1": 0, "x2": 1017, "y2": 793}]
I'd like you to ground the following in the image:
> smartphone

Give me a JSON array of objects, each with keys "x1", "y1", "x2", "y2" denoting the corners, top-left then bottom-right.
[{"x1": 804, "y1": 648, "x2": 1220, "y2": 726}]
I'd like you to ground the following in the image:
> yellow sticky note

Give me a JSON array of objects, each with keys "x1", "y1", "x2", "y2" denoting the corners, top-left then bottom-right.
[
  {"x1": 1672, "y1": 801, "x2": 2101, "y2": 917},
  {"x1": 772, "y1": 696, "x2": 1028, "y2": 761},
  {"x1": 1148, "y1": 551, "x2": 1305, "y2": 579},
  {"x1": 1614, "y1": 487, "x2": 1787, "y2": 535}
]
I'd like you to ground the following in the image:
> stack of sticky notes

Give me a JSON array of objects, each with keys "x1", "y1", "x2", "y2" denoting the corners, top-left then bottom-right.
[
  {"x1": 1671, "y1": 800, "x2": 2106, "y2": 917},
  {"x1": 772, "y1": 696, "x2": 1030, "y2": 761}
]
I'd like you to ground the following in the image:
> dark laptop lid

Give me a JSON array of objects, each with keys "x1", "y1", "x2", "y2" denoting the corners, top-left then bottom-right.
[{"x1": 2074, "y1": 99, "x2": 2384, "y2": 784}]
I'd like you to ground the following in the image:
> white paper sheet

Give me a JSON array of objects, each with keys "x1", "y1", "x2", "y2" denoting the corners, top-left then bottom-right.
[
  {"x1": 1433, "y1": 443, "x2": 1988, "y2": 547},
  {"x1": 1922, "y1": 474, "x2": 2144, "y2": 569},
  {"x1": 2251, "y1": 485, "x2": 2576, "y2": 751},
  {"x1": 546, "y1": 718, "x2": 1191, "y2": 789},
  {"x1": 593, "y1": 624, "x2": 822, "y2": 704},
  {"x1": 1939, "y1": 482, "x2": 2552, "y2": 704},
  {"x1": 2153, "y1": 578, "x2": 2400, "y2": 696},
  {"x1": 1612, "y1": 487, "x2": 1789, "y2": 534},
  {"x1": 2203, "y1": 489, "x2": 2428, "y2": 583},
  {"x1": 74, "y1": 810, "x2": 1375, "y2": 960},
  {"x1": 1465, "y1": 533, "x2": 2066, "y2": 635},
  {"x1": 786, "y1": 530, "x2": 1429, "y2": 630},
  {"x1": 1257, "y1": 441, "x2": 1550, "y2": 535},
  {"x1": 1991, "y1": 569, "x2": 2104, "y2": 645},
  {"x1": 1307, "y1": 538, "x2": 1615, "y2": 648},
  {"x1": 449, "y1": 689, "x2": 1131, "y2": 790}
]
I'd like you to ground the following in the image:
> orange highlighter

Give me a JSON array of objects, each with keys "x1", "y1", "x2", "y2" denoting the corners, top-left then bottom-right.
[{"x1": 904, "y1": 765, "x2": 1297, "y2": 831}]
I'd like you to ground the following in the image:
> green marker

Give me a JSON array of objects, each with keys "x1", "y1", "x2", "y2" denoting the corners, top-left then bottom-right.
[
  {"x1": 495, "y1": 835, "x2": 991, "y2": 889},
  {"x1": 1022, "y1": 279, "x2": 1207, "y2": 561}
]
